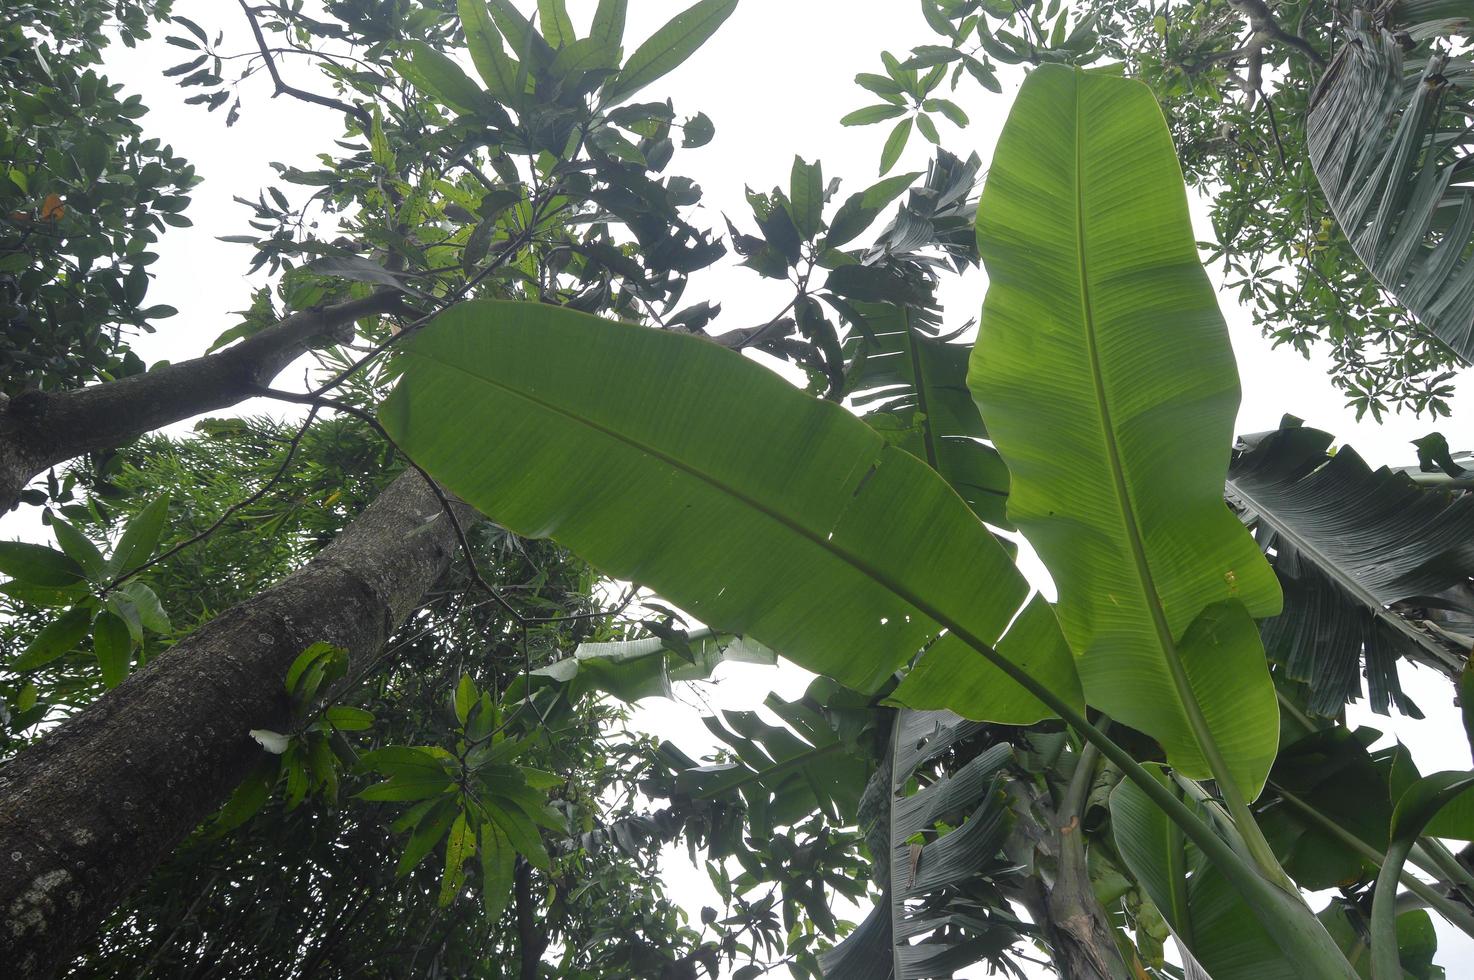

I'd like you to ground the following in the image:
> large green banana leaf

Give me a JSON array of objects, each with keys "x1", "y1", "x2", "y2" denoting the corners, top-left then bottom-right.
[
  {"x1": 1307, "y1": 19, "x2": 1474, "y2": 362},
  {"x1": 971, "y1": 64, "x2": 1283, "y2": 798},
  {"x1": 379, "y1": 299, "x2": 1081, "y2": 722},
  {"x1": 1227, "y1": 418, "x2": 1474, "y2": 718}
]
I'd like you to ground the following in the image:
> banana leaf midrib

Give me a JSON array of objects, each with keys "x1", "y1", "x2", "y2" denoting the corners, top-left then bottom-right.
[
  {"x1": 1066, "y1": 75, "x2": 1221, "y2": 784},
  {"x1": 400, "y1": 344, "x2": 1054, "y2": 700}
]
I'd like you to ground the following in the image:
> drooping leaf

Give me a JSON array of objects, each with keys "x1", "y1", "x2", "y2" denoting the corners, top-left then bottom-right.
[
  {"x1": 1228, "y1": 419, "x2": 1474, "y2": 716},
  {"x1": 480, "y1": 823, "x2": 516, "y2": 920},
  {"x1": 973, "y1": 64, "x2": 1282, "y2": 797},
  {"x1": 93, "y1": 610, "x2": 133, "y2": 688},
  {"x1": 380, "y1": 300, "x2": 1079, "y2": 722},
  {"x1": 1307, "y1": 24, "x2": 1474, "y2": 362},
  {"x1": 879, "y1": 117, "x2": 912, "y2": 175},
  {"x1": 396, "y1": 798, "x2": 458, "y2": 877},
  {"x1": 438, "y1": 811, "x2": 474, "y2": 906}
]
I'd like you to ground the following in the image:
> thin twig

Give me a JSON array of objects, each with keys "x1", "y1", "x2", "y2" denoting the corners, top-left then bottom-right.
[
  {"x1": 238, "y1": 0, "x2": 373, "y2": 131},
  {"x1": 98, "y1": 405, "x2": 322, "y2": 597}
]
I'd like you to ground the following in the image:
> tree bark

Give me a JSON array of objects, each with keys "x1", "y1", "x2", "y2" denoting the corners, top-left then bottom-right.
[
  {"x1": 0, "y1": 470, "x2": 476, "y2": 978},
  {"x1": 0, "y1": 290, "x2": 402, "y2": 514}
]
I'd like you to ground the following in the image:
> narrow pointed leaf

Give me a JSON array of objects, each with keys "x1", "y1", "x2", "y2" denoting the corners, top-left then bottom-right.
[
  {"x1": 879, "y1": 117, "x2": 912, "y2": 175},
  {"x1": 0, "y1": 541, "x2": 85, "y2": 587},
  {"x1": 400, "y1": 42, "x2": 486, "y2": 115},
  {"x1": 107, "y1": 492, "x2": 169, "y2": 577},
  {"x1": 590, "y1": 0, "x2": 627, "y2": 47},
  {"x1": 458, "y1": 0, "x2": 522, "y2": 107},
  {"x1": 11, "y1": 605, "x2": 92, "y2": 671},
  {"x1": 603, "y1": 0, "x2": 738, "y2": 104},
  {"x1": 93, "y1": 610, "x2": 132, "y2": 689},
  {"x1": 536, "y1": 0, "x2": 575, "y2": 47}
]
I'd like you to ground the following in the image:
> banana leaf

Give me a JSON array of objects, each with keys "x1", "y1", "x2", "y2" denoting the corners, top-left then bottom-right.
[
  {"x1": 379, "y1": 298, "x2": 1082, "y2": 723},
  {"x1": 820, "y1": 710, "x2": 1026, "y2": 980},
  {"x1": 1307, "y1": 18, "x2": 1474, "y2": 361},
  {"x1": 972, "y1": 63, "x2": 1282, "y2": 798},
  {"x1": 1227, "y1": 418, "x2": 1474, "y2": 717}
]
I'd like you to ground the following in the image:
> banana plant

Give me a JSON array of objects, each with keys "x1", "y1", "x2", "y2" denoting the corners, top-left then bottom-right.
[
  {"x1": 1307, "y1": 9, "x2": 1474, "y2": 362},
  {"x1": 377, "y1": 64, "x2": 1474, "y2": 977},
  {"x1": 1227, "y1": 417, "x2": 1474, "y2": 717}
]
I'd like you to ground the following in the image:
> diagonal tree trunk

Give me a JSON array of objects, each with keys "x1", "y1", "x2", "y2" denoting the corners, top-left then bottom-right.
[
  {"x1": 0, "y1": 470, "x2": 476, "y2": 978},
  {"x1": 0, "y1": 290, "x2": 401, "y2": 514}
]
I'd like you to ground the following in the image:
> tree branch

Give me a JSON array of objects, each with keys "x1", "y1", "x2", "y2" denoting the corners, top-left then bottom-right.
[
  {"x1": 0, "y1": 289, "x2": 402, "y2": 515},
  {"x1": 238, "y1": 0, "x2": 374, "y2": 131}
]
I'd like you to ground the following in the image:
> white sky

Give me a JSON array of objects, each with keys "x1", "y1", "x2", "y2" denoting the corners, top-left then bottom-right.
[{"x1": 36, "y1": 0, "x2": 1474, "y2": 974}]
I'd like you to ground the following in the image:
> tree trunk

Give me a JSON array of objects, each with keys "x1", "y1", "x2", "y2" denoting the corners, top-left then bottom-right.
[
  {"x1": 0, "y1": 290, "x2": 401, "y2": 514},
  {"x1": 1002, "y1": 775, "x2": 1132, "y2": 980},
  {"x1": 1044, "y1": 818, "x2": 1133, "y2": 980},
  {"x1": 0, "y1": 470, "x2": 475, "y2": 978}
]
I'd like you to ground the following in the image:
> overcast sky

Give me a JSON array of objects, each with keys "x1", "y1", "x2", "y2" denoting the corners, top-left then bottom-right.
[{"x1": 42, "y1": 0, "x2": 1474, "y2": 974}]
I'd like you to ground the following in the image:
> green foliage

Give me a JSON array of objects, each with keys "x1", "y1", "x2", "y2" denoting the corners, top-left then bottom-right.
[
  {"x1": 1228, "y1": 418, "x2": 1474, "y2": 717},
  {"x1": 0, "y1": 0, "x2": 195, "y2": 396},
  {"x1": 379, "y1": 299, "x2": 1080, "y2": 723},
  {"x1": 7, "y1": 3, "x2": 1474, "y2": 978},
  {"x1": 3, "y1": 496, "x2": 171, "y2": 686},
  {"x1": 973, "y1": 64, "x2": 1281, "y2": 798},
  {"x1": 1307, "y1": 19, "x2": 1474, "y2": 365}
]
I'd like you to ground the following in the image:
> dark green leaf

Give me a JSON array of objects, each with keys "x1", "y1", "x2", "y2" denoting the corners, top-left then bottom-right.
[
  {"x1": 604, "y1": 0, "x2": 739, "y2": 104},
  {"x1": 879, "y1": 117, "x2": 912, "y2": 175},
  {"x1": 11, "y1": 605, "x2": 92, "y2": 672},
  {"x1": 0, "y1": 541, "x2": 86, "y2": 587},
  {"x1": 93, "y1": 610, "x2": 133, "y2": 689},
  {"x1": 50, "y1": 519, "x2": 105, "y2": 581}
]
